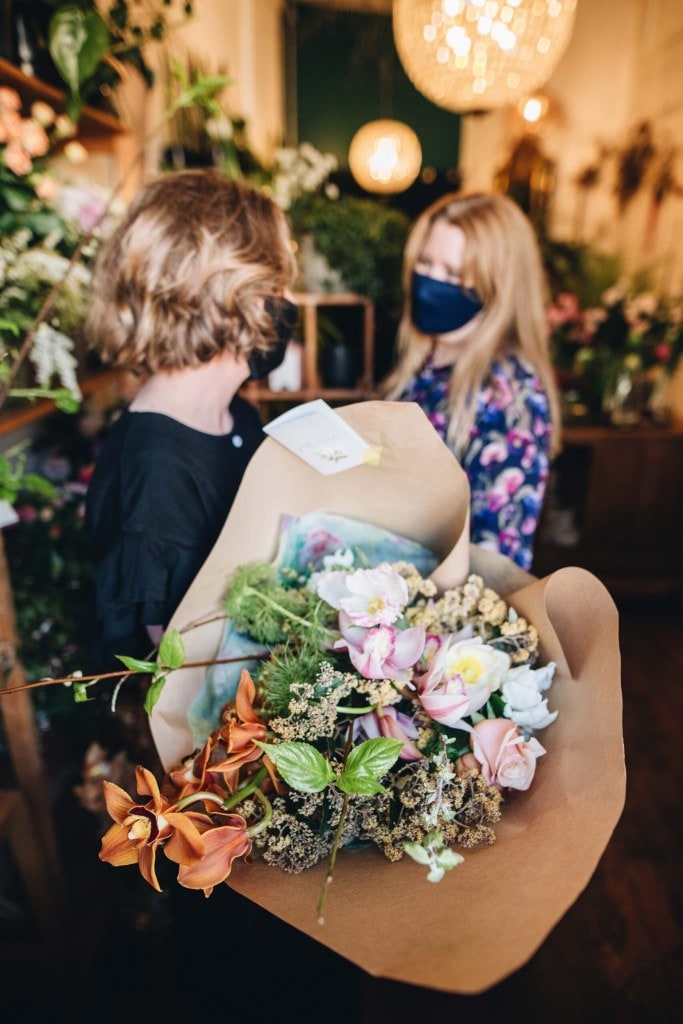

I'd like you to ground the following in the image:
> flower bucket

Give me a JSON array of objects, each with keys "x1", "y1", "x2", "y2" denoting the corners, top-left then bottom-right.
[{"x1": 150, "y1": 401, "x2": 625, "y2": 995}]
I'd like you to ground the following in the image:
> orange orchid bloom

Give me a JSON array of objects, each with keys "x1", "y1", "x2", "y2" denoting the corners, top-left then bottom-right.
[
  {"x1": 99, "y1": 765, "x2": 206, "y2": 891},
  {"x1": 177, "y1": 812, "x2": 252, "y2": 897},
  {"x1": 166, "y1": 735, "x2": 229, "y2": 802},
  {"x1": 212, "y1": 670, "x2": 269, "y2": 790}
]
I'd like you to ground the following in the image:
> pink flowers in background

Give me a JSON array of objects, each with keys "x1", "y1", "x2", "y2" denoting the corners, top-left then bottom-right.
[{"x1": 547, "y1": 283, "x2": 683, "y2": 420}]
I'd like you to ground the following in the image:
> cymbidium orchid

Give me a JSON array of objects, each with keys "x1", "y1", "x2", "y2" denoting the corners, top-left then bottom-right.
[
  {"x1": 353, "y1": 705, "x2": 423, "y2": 761},
  {"x1": 99, "y1": 765, "x2": 206, "y2": 891},
  {"x1": 417, "y1": 635, "x2": 510, "y2": 726},
  {"x1": 335, "y1": 610, "x2": 425, "y2": 681}
]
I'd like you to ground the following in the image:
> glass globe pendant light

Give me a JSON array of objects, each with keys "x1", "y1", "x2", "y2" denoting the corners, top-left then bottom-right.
[{"x1": 392, "y1": 0, "x2": 578, "y2": 113}]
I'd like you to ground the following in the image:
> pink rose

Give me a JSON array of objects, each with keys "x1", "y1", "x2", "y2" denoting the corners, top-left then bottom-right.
[{"x1": 470, "y1": 718, "x2": 545, "y2": 791}]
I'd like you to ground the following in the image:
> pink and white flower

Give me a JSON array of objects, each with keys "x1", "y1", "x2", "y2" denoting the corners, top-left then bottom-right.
[
  {"x1": 416, "y1": 636, "x2": 510, "y2": 726},
  {"x1": 316, "y1": 563, "x2": 409, "y2": 627},
  {"x1": 335, "y1": 611, "x2": 425, "y2": 681},
  {"x1": 353, "y1": 705, "x2": 423, "y2": 761}
]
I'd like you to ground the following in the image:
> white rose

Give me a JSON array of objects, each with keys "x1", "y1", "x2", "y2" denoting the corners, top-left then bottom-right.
[{"x1": 502, "y1": 662, "x2": 558, "y2": 731}]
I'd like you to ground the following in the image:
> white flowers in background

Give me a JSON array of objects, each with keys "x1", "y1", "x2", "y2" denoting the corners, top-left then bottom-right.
[
  {"x1": 502, "y1": 661, "x2": 558, "y2": 733},
  {"x1": 0, "y1": 232, "x2": 92, "y2": 336},
  {"x1": 269, "y1": 141, "x2": 338, "y2": 211},
  {"x1": 54, "y1": 182, "x2": 122, "y2": 238},
  {"x1": 28, "y1": 322, "x2": 81, "y2": 399}
]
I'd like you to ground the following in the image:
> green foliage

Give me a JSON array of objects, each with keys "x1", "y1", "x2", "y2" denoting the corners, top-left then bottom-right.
[
  {"x1": 49, "y1": 5, "x2": 110, "y2": 116},
  {"x1": 291, "y1": 193, "x2": 410, "y2": 315},
  {"x1": 47, "y1": 1, "x2": 196, "y2": 117},
  {"x1": 223, "y1": 562, "x2": 336, "y2": 648},
  {"x1": 335, "y1": 737, "x2": 403, "y2": 796},
  {"x1": 542, "y1": 238, "x2": 622, "y2": 307},
  {"x1": 257, "y1": 740, "x2": 334, "y2": 793},
  {"x1": 258, "y1": 736, "x2": 402, "y2": 796},
  {"x1": 256, "y1": 643, "x2": 334, "y2": 718}
]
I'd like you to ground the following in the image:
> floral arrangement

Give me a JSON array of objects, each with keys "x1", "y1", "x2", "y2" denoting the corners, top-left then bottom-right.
[
  {"x1": 98, "y1": 542, "x2": 557, "y2": 920},
  {"x1": 0, "y1": 85, "x2": 111, "y2": 420},
  {"x1": 268, "y1": 141, "x2": 340, "y2": 216},
  {"x1": 547, "y1": 283, "x2": 683, "y2": 420}
]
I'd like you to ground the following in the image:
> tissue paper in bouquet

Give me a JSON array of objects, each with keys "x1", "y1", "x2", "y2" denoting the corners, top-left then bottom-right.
[{"x1": 149, "y1": 401, "x2": 625, "y2": 995}]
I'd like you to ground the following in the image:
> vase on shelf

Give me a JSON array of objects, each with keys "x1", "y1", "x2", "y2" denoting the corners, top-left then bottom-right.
[
  {"x1": 319, "y1": 337, "x2": 357, "y2": 389},
  {"x1": 601, "y1": 362, "x2": 651, "y2": 427},
  {"x1": 296, "y1": 234, "x2": 345, "y2": 294}
]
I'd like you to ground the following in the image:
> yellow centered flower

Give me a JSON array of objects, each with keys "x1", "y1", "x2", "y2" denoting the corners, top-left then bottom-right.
[
  {"x1": 449, "y1": 654, "x2": 483, "y2": 686},
  {"x1": 367, "y1": 597, "x2": 386, "y2": 616}
]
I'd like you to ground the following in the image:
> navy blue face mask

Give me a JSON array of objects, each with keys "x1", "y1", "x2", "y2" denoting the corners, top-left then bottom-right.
[
  {"x1": 247, "y1": 296, "x2": 298, "y2": 380},
  {"x1": 410, "y1": 272, "x2": 483, "y2": 335}
]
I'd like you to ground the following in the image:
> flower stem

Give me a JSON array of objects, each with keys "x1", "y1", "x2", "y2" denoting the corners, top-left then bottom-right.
[
  {"x1": 223, "y1": 767, "x2": 268, "y2": 809},
  {"x1": 317, "y1": 790, "x2": 350, "y2": 925},
  {"x1": 175, "y1": 791, "x2": 226, "y2": 812},
  {"x1": 246, "y1": 788, "x2": 273, "y2": 838}
]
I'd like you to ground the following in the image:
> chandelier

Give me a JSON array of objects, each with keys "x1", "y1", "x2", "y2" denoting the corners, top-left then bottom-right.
[
  {"x1": 348, "y1": 119, "x2": 423, "y2": 194},
  {"x1": 392, "y1": 0, "x2": 578, "y2": 113}
]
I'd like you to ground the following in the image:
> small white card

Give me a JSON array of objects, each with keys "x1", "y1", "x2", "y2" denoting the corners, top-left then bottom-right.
[{"x1": 263, "y1": 399, "x2": 375, "y2": 475}]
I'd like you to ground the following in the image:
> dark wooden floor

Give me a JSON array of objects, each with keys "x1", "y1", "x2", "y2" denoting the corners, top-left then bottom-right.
[{"x1": 1, "y1": 594, "x2": 682, "y2": 1024}]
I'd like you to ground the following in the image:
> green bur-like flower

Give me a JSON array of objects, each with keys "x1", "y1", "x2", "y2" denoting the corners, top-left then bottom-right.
[{"x1": 224, "y1": 562, "x2": 335, "y2": 647}]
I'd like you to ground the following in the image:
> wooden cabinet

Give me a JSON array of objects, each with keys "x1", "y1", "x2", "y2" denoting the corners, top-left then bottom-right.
[
  {"x1": 533, "y1": 421, "x2": 683, "y2": 600},
  {"x1": 242, "y1": 291, "x2": 376, "y2": 420}
]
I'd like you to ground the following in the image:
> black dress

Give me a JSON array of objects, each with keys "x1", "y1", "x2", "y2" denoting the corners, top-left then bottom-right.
[
  {"x1": 85, "y1": 396, "x2": 264, "y2": 669},
  {"x1": 84, "y1": 396, "x2": 364, "y2": 1022}
]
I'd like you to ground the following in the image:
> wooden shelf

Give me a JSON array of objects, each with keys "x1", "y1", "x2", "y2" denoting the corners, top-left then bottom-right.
[
  {"x1": 534, "y1": 420, "x2": 683, "y2": 599},
  {"x1": 0, "y1": 58, "x2": 125, "y2": 138},
  {"x1": 0, "y1": 368, "x2": 130, "y2": 439},
  {"x1": 243, "y1": 291, "x2": 376, "y2": 420}
]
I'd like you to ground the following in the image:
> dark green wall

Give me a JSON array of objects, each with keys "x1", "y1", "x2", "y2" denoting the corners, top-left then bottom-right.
[{"x1": 291, "y1": 3, "x2": 460, "y2": 175}]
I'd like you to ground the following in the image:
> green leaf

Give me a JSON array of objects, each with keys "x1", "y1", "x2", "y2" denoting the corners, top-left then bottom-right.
[
  {"x1": 403, "y1": 841, "x2": 432, "y2": 866},
  {"x1": 54, "y1": 391, "x2": 81, "y2": 414},
  {"x1": 256, "y1": 741, "x2": 334, "y2": 793},
  {"x1": 335, "y1": 737, "x2": 402, "y2": 796},
  {"x1": 335, "y1": 768, "x2": 386, "y2": 796},
  {"x1": 116, "y1": 655, "x2": 157, "y2": 674},
  {"x1": 49, "y1": 7, "x2": 110, "y2": 97},
  {"x1": 159, "y1": 628, "x2": 185, "y2": 670},
  {"x1": 144, "y1": 674, "x2": 167, "y2": 715},
  {"x1": 344, "y1": 737, "x2": 403, "y2": 778},
  {"x1": 73, "y1": 682, "x2": 92, "y2": 703}
]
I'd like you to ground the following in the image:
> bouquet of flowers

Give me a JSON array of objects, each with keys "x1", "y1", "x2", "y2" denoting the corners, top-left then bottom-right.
[
  {"x1": 547, "y1": 284, "x2": 683, "y2": 420},
  {"x1": 95, "y1": 401, "x2": 624, "y2": 994},
  {"x1": 100, "y1": 535, "x2": 558, "y2": 914}
]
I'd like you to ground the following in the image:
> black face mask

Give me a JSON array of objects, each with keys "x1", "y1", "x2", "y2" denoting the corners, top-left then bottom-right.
[
  {"x1": 410, "y1": 272, "x2": 483, "y2": 335},
  {"x1": 247, "y1": 296, "x2": 298, "y2": 381}
]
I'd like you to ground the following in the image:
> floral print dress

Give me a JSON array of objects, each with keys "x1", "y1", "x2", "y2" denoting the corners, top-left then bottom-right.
[{"x1": 399, "y1": 353, "x2": 552, "y2": 571}]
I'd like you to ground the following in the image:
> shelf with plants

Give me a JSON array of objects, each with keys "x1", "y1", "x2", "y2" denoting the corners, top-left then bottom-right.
[
  {"x1": 0, "y1": 58, "x2": 125, "y2": 143},
  {"x1": 241, "y1": 292, "x2": 377, "y2": 419}
]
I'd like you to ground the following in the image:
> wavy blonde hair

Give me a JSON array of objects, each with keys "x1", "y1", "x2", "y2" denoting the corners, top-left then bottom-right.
[
  {"x1": 382, "y1": 192, "x2": 561, "y2": 457},
  {"x1": 85, "y1": 170, "x2": 296, "y2": 375}
]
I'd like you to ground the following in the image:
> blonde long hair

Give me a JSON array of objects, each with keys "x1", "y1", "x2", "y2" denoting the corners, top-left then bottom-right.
[{"x1": 382, "y1": 192, "x2": 562, "y2": 458}]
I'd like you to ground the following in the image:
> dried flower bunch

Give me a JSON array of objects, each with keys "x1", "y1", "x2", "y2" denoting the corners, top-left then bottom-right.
[{"x1": 99, "y1": 540, "x2": 557, "y2": 920}]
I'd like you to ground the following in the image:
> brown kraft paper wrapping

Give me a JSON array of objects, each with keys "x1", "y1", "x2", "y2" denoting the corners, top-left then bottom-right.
[{"x1": 150, "y1": 400, "x2": 626, "y2": 994}]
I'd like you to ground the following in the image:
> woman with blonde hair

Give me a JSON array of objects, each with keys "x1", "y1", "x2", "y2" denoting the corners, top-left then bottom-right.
[
  {"x1": 382, "y1": 191, "x2": 561, "y2": 571},
  {"x1": 85, "y1": 169, "x2": 297, "y2": 666}
]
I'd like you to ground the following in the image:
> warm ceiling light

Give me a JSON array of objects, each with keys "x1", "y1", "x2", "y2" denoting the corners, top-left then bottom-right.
[
  {"x1": 348, "y1": 119, "x2": 423, "y2": 194},
  {"x1": 392, "y1": 0, "x2": 577, "y2": 113}
]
